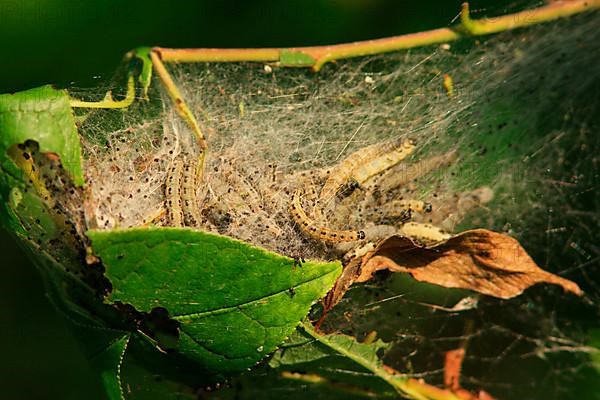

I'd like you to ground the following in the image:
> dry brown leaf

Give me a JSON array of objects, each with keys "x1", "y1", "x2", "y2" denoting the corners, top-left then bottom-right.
[
  {"x1": 356, "y1": 229, "x2": 583, "y2": 299},
  {"x1": 322, "y1": 229, "x2": 582, "y2": 317}
]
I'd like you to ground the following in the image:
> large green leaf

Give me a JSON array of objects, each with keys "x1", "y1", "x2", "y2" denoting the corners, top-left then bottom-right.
[
  {"x1": 0, "y1": 85, "x2": 84, "y2": 186},
  {"x1": 270, "y1": 322, "x2": 400, "y2": 398},
  {"x1": 87, "y1": 227, "x2": 342, "y2": 373}
]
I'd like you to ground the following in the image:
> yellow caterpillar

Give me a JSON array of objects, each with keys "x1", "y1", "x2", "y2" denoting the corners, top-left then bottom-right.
[
  {"x1": 350, "y1": 139, "x2": 416, "y2": 185},
  {"x1": 319, "y1": 137, "x2": 415, "y2": 206},
  {"x1": 165, "y1": 158, "x2": 185, "y2": 227},
  {"x1": 290, "y1": 189, "x2": 365, "y2": 242},
  {"x1": 181, "y1": 156, "x2": 202, "y2": 227}
]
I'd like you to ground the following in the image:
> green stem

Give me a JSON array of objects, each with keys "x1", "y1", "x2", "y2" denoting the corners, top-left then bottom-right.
[
  {"x1": 149, "y1": 51, "x2": 207, "y2": 151},
  {"x1": 70, "y1": 76, "x2": 136, "y2": 109},
  {"x1": 155, "y1": 0, "x2": 600, "y2": 71}
]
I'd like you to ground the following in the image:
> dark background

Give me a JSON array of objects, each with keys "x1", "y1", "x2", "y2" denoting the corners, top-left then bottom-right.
[{"x1": 0, "y1": 1, "x2": 512, "y2": 399}]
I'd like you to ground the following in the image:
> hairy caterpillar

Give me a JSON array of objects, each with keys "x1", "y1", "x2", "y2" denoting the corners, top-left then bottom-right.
[
  {"x1": 165, "y1": 158, "x2": 184, "y2": 227},
  {"x1": 350, "y1": 139, "x2": 416, "y2": 186},
  {"x1": 8, "y1": 142, "x2": 55, "y2": 207},
  {"x1": 319, "y1": 137, "x2": 415, "y2": 207},
  {"x1": 400, "y1": 221, "x2": 451, "y2": 243},
  {"x1": 290, "y1": 189, "x2": 365, "y2": 242},
  {"x1": 181, "y1": 156, "x2": 202, "y2": 227},
  {"x1": 165, "y1": 154, "x2": 205, "y2": 228},
  {"x1": 380, "y1": 199, "x2": 433, "y2": 216},
  {"x1": 373, "y1": 150, "x2": 458, "y2": 193}
]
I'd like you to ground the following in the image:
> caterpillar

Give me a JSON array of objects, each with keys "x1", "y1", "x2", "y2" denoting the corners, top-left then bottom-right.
[
  {"x1": 290, "y1": 189, "x2": 365, "y2": 242},
  {"x1": 319, "y1": 137, "x2": 415, "y2": 206},
  {"x1": 165, "y1": 154, "x2": 206, "y2": 228},
  {"x1": 373, "y1": 150, "x2": 458, "y2": 193},
  {"x1": 8, "y1": 142, "x2": 55, "y2": 207},
  {"x1": 350, "y1": 139, "x2": 416, "y2": 186},
  {"x1": 224, "y1": 166, "x2": 263, "y2": 213},
  {"x1": 400, "y1": 221, "x2": 451, "y2": 243},
  {"x1": 381, "y1": 199, "x2": 433, "y2": 216},
  {"x1": 165, "y1": 158, "x2": 184, "y2": 227},
  {"x1": 315, "y1": 137, "x2": 416, "y2": 226},
  {"x1": 318, "y1": 144, "x2": 380, "y2": 206},
  {"x1": 181, "y1": 156, "x2": 202, "y2": 227},
  {"x1": 7, "y1": 141, "x2": 87, "y2": 269}
]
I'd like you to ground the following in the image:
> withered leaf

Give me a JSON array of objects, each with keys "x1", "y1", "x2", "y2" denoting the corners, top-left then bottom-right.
[
  {"x1": 323, "y1": 229, "x2": 582, "y2": 315},
  {"x1": 357, "y1": 229, "x2": 583, "y2": 298}
]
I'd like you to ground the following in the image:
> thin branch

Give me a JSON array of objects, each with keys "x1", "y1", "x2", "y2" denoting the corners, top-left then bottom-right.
[{"x1": 155, "y1": 0, "x2": 600, "y2": 71}]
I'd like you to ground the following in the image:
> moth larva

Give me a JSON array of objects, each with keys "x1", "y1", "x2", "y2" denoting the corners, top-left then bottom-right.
[
  {"x1": 351, "y1": 139, "x2": 416, "y2": 185},
  {"x1": 181, "y1": 156, "x2": 202, "y2": 227},
  {"x1": 379, "y1": 199, "x2": 433, "y2": 217},
  {"x1": 400, "y1": 221, "x2": 451, "y2": 243},
  {"x1": 290, "y1": 189, "x2": 365, "y2": 242},
  {"x1": 224, "y1": 167, "x2": 263, "y2": 213},
  {"x1": 8, "y1": 143, "x2": 55, "y2": 207},
  {"x1": 374, "y1": 150, "x2": 458, "y2": 193},
  {"x1": 362, "y1": 224, "x2": 400, "y2": 241},
  {"x1": 317, "y1": 137, "x2": 414, "y2": 217},
  {"x1": 165, "y1": 158, "x2": 184, "y2": 227},
  {"x1": 318, "y1": 147, "x2": 377, "y2": 206},
  {"x1": 336, "y1": 224, "x2": 399, "y2": 256},
  {"x1": 328, "y1": 186, "x2": 364, "y2": 227}
]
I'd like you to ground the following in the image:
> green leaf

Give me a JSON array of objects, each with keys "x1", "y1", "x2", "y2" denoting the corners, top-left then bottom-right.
[
  {"x1": 274, "y1": 323, "x2": 463, "y2": 399},
  {"x1": 0, "y1": 85, "x2": 84, "y2": 186},
  {"x1": 91, "y1": 335, "x2": 131, "y2": 400},
  {"x1": 87, "y1": 227, "x2": 342, "y2": 374},
  {"x1": 271, "y1": 324, "x2": 391, "y2": 368},
  {"x1": 270, "y1": 322, "x2": 401, "y2": 397},
  {"x1": 211, "y1": 365, "x2": 383, "y2": 400}
]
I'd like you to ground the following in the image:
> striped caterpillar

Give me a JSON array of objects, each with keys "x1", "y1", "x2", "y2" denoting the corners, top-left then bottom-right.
[
  {"x1": 318, "y1": 137, "x2": 416, "y2": 208},
  {"x1": 181, "y1": 156, "x2": 202, "y2": 227},
  {"x1": 350, "y1": 139, "x2": 417, "y2": 186},
  {"x1": 370, "y1": 199, "x2": 432, "y2": 221},
  {"x1": 372, "y1": 150, "x2": 458, "y2": 193},
  {"x1": 314, "y1": 137, "x2": 416, "y2": 225},
  {"x1": 290, "y1": 189, "x2": 365, "y2": 242},
  {"x1": 400, "y1": 222, "x2": 451, "y2": 243},
  {"x1": 165, "y1": 154, "x2": 203, "y2": 227},
  {"x1": 165, "y1": 158, "x2": 185, "y2": 227}
]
